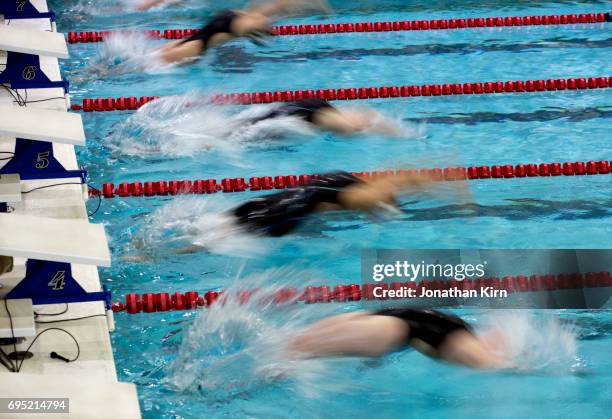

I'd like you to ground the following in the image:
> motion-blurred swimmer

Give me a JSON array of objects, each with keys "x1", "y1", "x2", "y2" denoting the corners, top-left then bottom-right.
[
  {"x1": 172, "y1": 170, "x2": 464, "y2": 254},
  {"x1": 288, "y1": 309, "x2": 506, "y2": 368},
  {"x1": 156, "y1": 0, "x2": 331, "y2": 63},
  {"x1": 242, "y1": 99, "x2": 407, "y2": 136}
]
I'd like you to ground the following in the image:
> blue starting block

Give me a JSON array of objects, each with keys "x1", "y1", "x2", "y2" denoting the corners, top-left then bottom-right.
[
  {"x1": 0, "y1": 138, "x2": 86, "y2": 181},
  {"x1": 6, "y1": 259, "x2": 111, "y2": 310},
  {"x1": 0, "y1": 51, "x2": 68, "y2": 92},
  {"x1": 0, "y1": 0, "x2": 56, "y2": 21}
]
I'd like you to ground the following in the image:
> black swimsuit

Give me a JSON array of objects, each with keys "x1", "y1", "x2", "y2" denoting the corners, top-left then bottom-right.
[
  {"x1": 250, "y1": 99, "x2": 335, "y2": 125},
  {"x1": 231, "y1": 171, "x2": 361, "y2": 237},
  {"x1": 375, "y1": 308, "x2": 473, "y2": 349},
  {"x1": 181, "y1": 10, "x2": 238, "y2": 47},
  {"x1": 182, "y1": 10, "x2": 271, "y2": 50}
]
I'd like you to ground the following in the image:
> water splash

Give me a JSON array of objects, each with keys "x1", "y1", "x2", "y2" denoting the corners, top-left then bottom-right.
[
  {"x1": 164, "y1": 286, "x2": 586, "y2": 404},
  {"x1": 165, "y1": 268, "x2": 361, "y2": 400},
  {"x1": 83, "y1": 31, "x2": 177, "y2": 78},
  {"x1": 108, "y1": 93, "x2": 316, "y2": 158},
  {"x1": 476, "y1": 310, "x2": 580, "y2": 373},
  {"x1": 70, "y1": 0, "x2": 134, "y2": 17},
  {"x1": 107, "y1": 93, "x2": 423, "y2": 158},
  {"x1": 130, "y1": 196, "x2": 270, "y2": 258}
]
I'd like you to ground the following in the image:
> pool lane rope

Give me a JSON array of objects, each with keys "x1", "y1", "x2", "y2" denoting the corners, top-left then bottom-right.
[
  {"x1": 70, "y1": 75, "x2": 612, "y2": 112},
  {"x1": 89, "y1": 160, "x2": 612, "y2": 199},
  {"x1": 112, "y1": 271, "x2": 612, "y2": 314},
  {"x1": 66, "y1": 12, "x2": 612, "y2": 44}
]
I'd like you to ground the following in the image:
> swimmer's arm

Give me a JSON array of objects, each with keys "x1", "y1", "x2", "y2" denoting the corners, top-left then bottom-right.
[
  {"x1": 246, "y1": 0, "x2": 331, "y2": 19},
  {"x1": 336, "y1": 172, "x2": 434, "y2": 211}
]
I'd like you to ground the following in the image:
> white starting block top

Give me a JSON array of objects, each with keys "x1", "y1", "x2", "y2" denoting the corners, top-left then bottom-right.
[
  {"x1": 0, "y1": 298, "x2": 34, "y2": 338},
  {"x1": 0, "y1": 25, "x2": 68, "y2": 58},
  {"x1": 0, "y1": 213, "x2": 111, "y2": 267},
  {"x1": 0, "y1": 373, "x2": 141, "y2": 419},
  {"x1": 0, "y1": 173, "x2": 21, "y2": 202},
  {"x1": 0, "y1": 105, "x2": 84, "y2": 145}
]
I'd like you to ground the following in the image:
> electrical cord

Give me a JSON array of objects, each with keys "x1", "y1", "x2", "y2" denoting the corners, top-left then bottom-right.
[
  {"x1": 0, "y1": 85, "x2": 65, "y2": 107},
  {"x1": 3, "y1": 299, "x2": 19, "y2": 372},
  {"x1": 34, "y1": 304, "x2": 107, "y2": 323},
  {"x1": 3, "y1": 299, "x2": 83, "y2": 372},
  {"x1": 17, "y1": 328, "x2": 80, "y2": 371},
  {"x1": 34, "y1": 304, "x2": 69, "y2": 317},
  {"x1": 35, "y1": 314, "x2": 106, "y2": 324},
  {"x1": 88, "y1": 187, "x2": 103, "y2": 216},
  {"x1": 0, "y1": 346, "x2": 15, "y2": 372},
  {"x1": 0, "y1": 151, "x2": 15, "y2": 161},
  {"x1": 21, "y1": 182, "x2": 84, "y2": 194},
  {"x1": 10, "y1": 180, "x2": 102, "y2": 217}
]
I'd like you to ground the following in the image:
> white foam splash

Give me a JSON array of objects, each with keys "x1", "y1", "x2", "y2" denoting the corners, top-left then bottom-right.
[
  {"x1": 86, "y1": 31, "x2": 177, "y2": 77},
  {"x1": 477, "y1": 310, "x2": 580, "y2": 373},
  {"x1": 132, "y1": 196, "x2": 270, "y2": 258},
  {"x1": 108, "y1": 94, "x2": 316, "y2": 158},
  {"x1": 71, "y1": 0, "x2": 133, "y2": 16},
  {"x1": 165, "y1": 268, "x2": 358, "y2": 399}
]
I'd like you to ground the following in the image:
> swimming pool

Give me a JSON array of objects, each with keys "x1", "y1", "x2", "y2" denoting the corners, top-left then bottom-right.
[{"x1": 53, "y1": 0, "x2": 611, "y2": 417}]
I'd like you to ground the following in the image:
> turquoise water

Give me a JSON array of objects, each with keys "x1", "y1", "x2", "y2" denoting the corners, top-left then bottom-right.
[{"x1": 52, "y1": 0, "x2": 611, "y2": 417}]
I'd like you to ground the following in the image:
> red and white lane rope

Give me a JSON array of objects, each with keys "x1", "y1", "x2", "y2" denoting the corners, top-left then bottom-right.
[
  {"x1": 70, "y1": 75, "x2": 612, "y2": 112},
  {"x1": 112, "y1": 271, "x2": 612, "y2": 314},
  {"x1": 89, "y1": 160, "x2": 612, "y2": 199},
  {"x1": 66, "y1": 12, "x2": 611, "y2": 44}
]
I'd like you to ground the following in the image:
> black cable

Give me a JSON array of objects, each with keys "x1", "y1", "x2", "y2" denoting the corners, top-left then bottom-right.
[
  {"x1": 4, "y1": 176, "x2": 101, "y2": 215},
  {"x1": 88, "y1": 187, "x2": 103, "y2": 217},
  {"x1": 21, "y1": 182, "x2": 83, "y2": 194},
  {"x1": 0, "y1": 347, "x2": 15, "y2": 372},
  {"x1": 0, "y1": 85, "x2": 23, "y2": 106},
  {"x1": 2, "y1": 299, "x2": 18, "y2": 372},
  {"x1": 17, "y1": 327, "x2": 80, "y2": 372},
  {"x1": 0, "y1": 151, "x2": 15, "y2": 161},
  {"x1": 34, "y1": 304, "x2": 69, "y2": 317},
  {"x1": 0, "y1": 85, "x2": 65, "y2": 106},
  {"x1": 35, "y1": 314, "x2": 106, "y2": 324},
  {"x1": 19, "y1": 97, "x2": 66, "y2": 104}
]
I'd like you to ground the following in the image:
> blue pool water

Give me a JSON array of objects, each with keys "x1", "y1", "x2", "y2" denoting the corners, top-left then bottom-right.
[{"x1": 52, "y1": 0, "x2": 611, "y2": 417}]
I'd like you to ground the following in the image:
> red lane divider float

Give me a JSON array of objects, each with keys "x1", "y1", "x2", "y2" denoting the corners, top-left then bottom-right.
[
  {"x1": 70, "y1": 75, "x2": 612, "y2": 112},
  {"x1": 89, "y1": 160, "x2": 612, "y2": 199},
  {"x1": 67, "y1": 12, "x2": 612, "y2": 44},
  {"x1": 112, "y1": 271, "x2": 612, "y2": 314}
]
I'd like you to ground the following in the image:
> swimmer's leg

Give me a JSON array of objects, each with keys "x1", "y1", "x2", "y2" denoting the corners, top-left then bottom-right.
[{"x1": 288, "y1": 312, "x2": 408, "y2": 358}]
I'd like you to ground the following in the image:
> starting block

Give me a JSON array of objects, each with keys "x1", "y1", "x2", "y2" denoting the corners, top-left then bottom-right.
[
  {"x1": 0, "y1": 105, "x2": 84, "y2": 145},
  {"x1": 0, "y1": 0, "x2": 56, "y2": 21},
  {"x1": 0, "y1": 374, "x2": 141, "y2": 419},
  {"x1": 0, "y1": 25, "x2": 67, "y2": 58},
  {"x1": 0, "y1": 298, "x2": 34, "y2": 338},
  {"x1": 5, "y1": 259, "x2": 112, "y2": 308},
  {"x1": 0, "y1": 213, "x2": 111, "y2": 267},
  {"x1": 0, "y1": 173, "x2": 21, "y2": 202},
  {"x1": 0, "y1": 50, "x2": 68, "y2": 92},
  {"x1": 0, "y1": 139, "x2": 86, "y2": 180}
]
